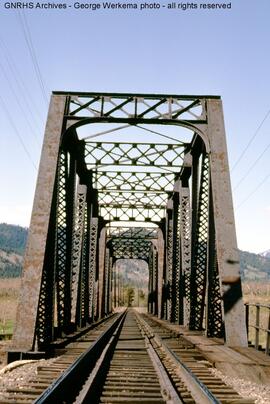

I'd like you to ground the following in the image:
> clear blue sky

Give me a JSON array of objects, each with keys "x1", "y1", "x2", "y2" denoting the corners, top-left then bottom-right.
[{"x1": 0, "y1": 0, "x2": 269, "y2": 253}]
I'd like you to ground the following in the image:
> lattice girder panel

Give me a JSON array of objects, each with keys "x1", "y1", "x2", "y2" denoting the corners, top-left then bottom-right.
[
  {"x1": 94, "y1": 171, "x2": 175, "y2": 193},
  {"x1": 107, "y1": 226, "x2": 158, "y2": 239},
  {"x1": 85, "y1": 141, "x2": 184, "y2": 223},
  {"x1": 65, "y1": 92, "x2": 207, "y2": 123},
  {"x1": 207, "y1": 256, "x2": 224, "y2": 338},
  {"x1": 165, "y1": 209, "x2": 174, "y2": 321},
  {"x1": 206, "y1": 187, "x2": 224, "y2": 338},
  {"x1": 70, "y1": 185, "x2": 87, "y2": 324},
  {"x1": 100, "y1": 205, "x2": 165, "y2": 222},
  {"x1": 108, "y1": 257, "x2": 113, "y2": 313},
  {"x1": 152, "y1": 247, "x2": 158, "y2": 315},
  {"x1": 110, "y1": 238, "x2": 152, "y2": 261},
  {"x1": 36, "y1": 263, "x2": 54, "y2": 348},
  {"x1": 148, "y1": 246, "x2": 158, "y2": 314},
  {"x1": 148, "y1": 249, "x2": 153, "y2": 313},
  {"x1": 77, "y1": 201, "x2": 90, "y2": 328},
  {"x1": 55, "y1": 150, "x2": 76, "y2": 332},
  {"x1": 179, "y1": 187, "x2": 192, "y2": 328},
  {"x1": 88, "y1": 217, "x2": 99, "y2": 321},
  {"x1": 36, "y1": 189, "x2": 58, "y2": 348},
  {"x1": 103, "y1": 249, "x2": 111, "y2": 316},
  {"x1": 56, "y1": 151, "x2": 68, "y2": 330},
  {"x1": 171, "y1": 198, "x2": 181, "y2": 324},
  {"x1": 85, "y1": 142, "x2": 185, "y2": 169},
  {"x1": 98, "y1": 191, "x2": 169, "y2": 209},
  {"x1": 190, "y1": 152, "x2": 210, "y2": 331}
]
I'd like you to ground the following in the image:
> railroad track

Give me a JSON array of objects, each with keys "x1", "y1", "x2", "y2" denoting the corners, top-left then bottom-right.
[
  {"x1": 0, "y1": 313, "x2": 122, "y2": 404},
  {"x1": 0, "y1": 309, "x2": 255, "y2": 403}
]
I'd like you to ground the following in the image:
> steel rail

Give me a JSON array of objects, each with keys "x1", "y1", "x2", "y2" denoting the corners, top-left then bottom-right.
[
  {"x1": 34, "y1": 310, "x2": 127, "y2": 404},
  {"x1": 75, "y1": 308, "x2": 182, "y2": 404},
  {"x1": 30, "y1": 310, "x2": 254, "y2": 404},
  {"x1": 74, "y1": 312, "x2": 127, "y2": 403},
  {"x1": 34, "y1": 309, "x2": 184, "y2": 404},
  {"x1": 136, "y1": 312, "x2": 221, "y2": 404}
]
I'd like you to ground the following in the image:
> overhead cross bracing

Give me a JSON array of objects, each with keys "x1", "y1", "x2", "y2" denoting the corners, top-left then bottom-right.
[
  {"x1": 107, "y1": 227, "x2": 158, "y2": 261},
  {"x1": 85, "y1": 141, "x2": 185, "y2": 221},
  {"x1": 11, "y1": 92, "x2": 248, "y2": 356},
  {"x1": 85, "y1": 142, "x2": 185, "y2": 222}
]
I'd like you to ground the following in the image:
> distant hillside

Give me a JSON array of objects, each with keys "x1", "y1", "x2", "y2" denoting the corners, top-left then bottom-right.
[
  {"x1": 0, "y1": 223, "x2": 270, "y2": 281},
  {"x1": 260, "y1": 249, "x2": 270, "y2": 259},
  {"x1": 117, "y1": 250, "x2": 270, "y2": 284},
  {"x1": 0, "y1": 223, "x2": 27, "y2": 278},
  {"x1": 117, "y1": 259, "x2": 148, "y2": 291},
  {"x1": 0, "y1": 249, "x2": 23, "y2": 278},
  {"x1": 239, "y1": 250, "x2": 270, "y2": 281},
  {"x1": 0, "y1": 223, "x2": 28, "y2": 255}
]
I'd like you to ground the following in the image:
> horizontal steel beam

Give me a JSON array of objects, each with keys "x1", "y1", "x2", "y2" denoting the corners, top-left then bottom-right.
[{"x1": 53, "y1": 90, "x2": 221, "y2": 100}]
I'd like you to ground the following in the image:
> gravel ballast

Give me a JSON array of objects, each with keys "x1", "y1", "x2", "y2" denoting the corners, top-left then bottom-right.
[
  {"x1": 0, "y1": 357, "x2": 269, "y2": 403},
  {"x1": 210, "y1": 368, "x2": 270, "y2": 404}
]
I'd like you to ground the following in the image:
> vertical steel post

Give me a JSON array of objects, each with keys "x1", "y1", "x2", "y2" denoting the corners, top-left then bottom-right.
[
  {"x1": 122, "y1": 277, "x2": 124, "y2": 306},
  {"x1": 165, "y1": 201, "x2": 173, "y2": 321},
  {"x1": 171, "y1": 182, "x2": 181, "y2": 323},
  {"x1": 179, "y1": 185, "x2": 191, "y2": 327},
  {"x1": 35, "y1": 185, "x2": 58, "y2": 348},
  {"x1": 98, "y1": 227, "x2": 106, "y2": 319},
  {"x1": 113, "y1": 262, "x2": 117, "y2": 309},
  {"x1": 70, "y1": 184, "x2": 87, "y2": 324},
  {"x1": 108, "y1": 256, "x2": 113, "y2": 313},
  {"x1": 153, "y1": 247, "x2": 158, "y2": 315},
  {"x1": 88, "y1": 217, "x2": 98, "y2": 322},
  {"x1": 55, "y1": 148, "x2": 76, "y2": 334},
  {"x1": 205, "y1": 185, "x2": 223, "y2": 338},
  {"x1": 148, "y1": 248, "x2": 153, "y2": 314},
  {"x1": 190, "y1": 151, "x2": 209, "y2": 330},
  {"x1": 148, "y1": 245, "x2": 158, "y2": 315},
  {"x1": 117, "y1": 264, "x2": 120, "y2": 307},
  {"x1": 78, "y1": 198, "x2": 90, "y2": 328},
  {"x1": 190, "y1": 149, "x2": 199, "y2": 330},
  {"x1": 104, "y1": 248, "x2": 110, "y2": 315},
  {"x1": 157, "y1": 228, "x2": 164, "y2": 319}
]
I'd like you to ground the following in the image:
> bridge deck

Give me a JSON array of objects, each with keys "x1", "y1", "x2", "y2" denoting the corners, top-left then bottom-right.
[{"x1": 148, "y1": 314, "x2": 270, "y2": 384}]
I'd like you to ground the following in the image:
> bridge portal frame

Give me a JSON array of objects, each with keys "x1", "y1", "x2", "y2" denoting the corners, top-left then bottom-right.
[{"x1": 11, "y1": 92, "x2": 247, "y2": 352}]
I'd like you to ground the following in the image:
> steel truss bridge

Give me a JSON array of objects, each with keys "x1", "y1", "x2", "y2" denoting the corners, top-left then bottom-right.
[{"x1": 11, "y1": 91, "x2": 247, "y2": 354}]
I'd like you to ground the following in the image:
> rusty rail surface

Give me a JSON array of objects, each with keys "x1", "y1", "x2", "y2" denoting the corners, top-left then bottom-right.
[{"x1": 245, "y1": 303, "x2": 270, "y2": 355}]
